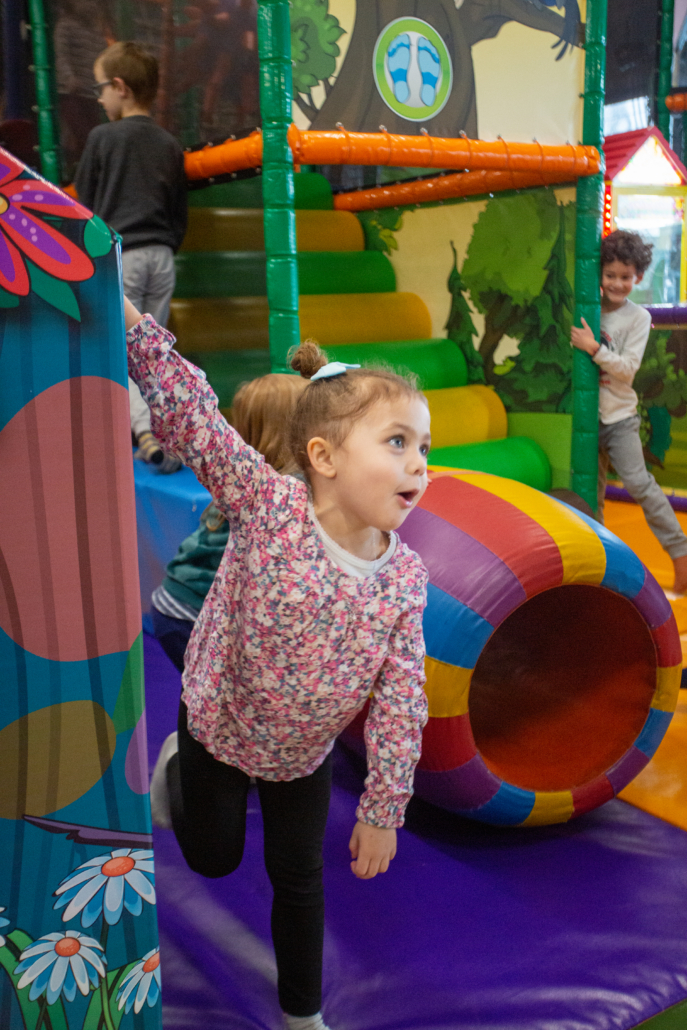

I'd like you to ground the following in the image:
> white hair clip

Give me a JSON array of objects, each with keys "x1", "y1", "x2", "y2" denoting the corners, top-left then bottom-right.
[{"x1": 310, "y1": 361, "x2": 360, "y2": 382}]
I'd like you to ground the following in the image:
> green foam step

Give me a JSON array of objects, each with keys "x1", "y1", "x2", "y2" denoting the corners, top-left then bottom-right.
[
  {"x1": 326, "y1": 338, "x2": 468, "y2": 391},
  {"x1": 430, "y1": 436, "x2": 551, "y2": 491},
  {"x1": 185, "y1": 350, "x2": 272, "y2": 409},
  {"x1": 174, "y1": 250, "x2": 395, "y2": 298},
  {"x1": 187, "y1": 172, "x2": 332, "y2": 210}
]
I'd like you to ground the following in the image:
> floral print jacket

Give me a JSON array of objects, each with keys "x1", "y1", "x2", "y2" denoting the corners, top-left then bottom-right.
[{"x1": 127, "y1": 316, "x2": 428, "y2": 828}]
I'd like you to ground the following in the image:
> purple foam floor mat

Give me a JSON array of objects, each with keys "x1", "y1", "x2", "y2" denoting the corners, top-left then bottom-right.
[{"x1": 143, "y1": 633, "x2": 687, "y2": 1030}]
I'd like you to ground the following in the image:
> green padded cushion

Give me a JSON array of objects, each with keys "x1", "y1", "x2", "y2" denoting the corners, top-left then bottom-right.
[
  {"x1": 187, "y1": 172, "x2": 333, "y2": 210},
  {"x1": 326, "y1": 339, "x2": 468, "y2": 390},
  {"x1": 185, "y1": 350, "x2": 272, "y2": 409},
  {"x1": 430, "y1": 436, "x2": 552, "y2": 491},
  {"x1": 174, "y1": 250, "x2": 395, "y2": 298}
]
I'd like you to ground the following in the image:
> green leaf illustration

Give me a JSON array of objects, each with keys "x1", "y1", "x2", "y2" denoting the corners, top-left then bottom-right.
[
  {"x1": 27, "y1": 260, "x2": 81, "y2": 321},
  {"x1": 0, "y1": 286, "x2": 19, "y2": 307},
  {"x1": 0, "y1": 930, "x2": 69, "y2": 1030},
  {"x1": 83, "y1": 963, "x2": 138, "y2": 1030},
  {"x1": 84, "y1": 216, "x2": 113, "y2": 258},
  {"x1": 113, "y1": 634, "x2": 145, "y2": 734}
]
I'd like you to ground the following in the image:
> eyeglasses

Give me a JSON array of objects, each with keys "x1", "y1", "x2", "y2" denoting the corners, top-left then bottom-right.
[{"x1": 91, "y1": 80, "x2": 112, "y2": 97}]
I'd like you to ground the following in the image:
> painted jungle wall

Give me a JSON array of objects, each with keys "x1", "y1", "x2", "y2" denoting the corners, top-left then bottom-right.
[{"x1": 360, "y1": 186, "x2": 578, "y2": 489}]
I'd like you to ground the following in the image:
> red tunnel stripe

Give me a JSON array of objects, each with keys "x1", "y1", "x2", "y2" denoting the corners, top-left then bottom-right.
[
  {"x1": 422, "y1": 475, "x2": 563, "y2": 597},
  {"x1": 417, "y1": 713, "x2": 477, "y2": 772},
  {"x1": 652, "y1": 613, "x2": 682, "y2": 668},
  {"x1": 571, "y1": 775, "x2": 615, "y2": 817}
]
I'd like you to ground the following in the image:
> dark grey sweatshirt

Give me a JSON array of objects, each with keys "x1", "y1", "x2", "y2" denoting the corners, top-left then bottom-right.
[{"x1": 75, "y1": 115, "x2": 187, "y2": 252}]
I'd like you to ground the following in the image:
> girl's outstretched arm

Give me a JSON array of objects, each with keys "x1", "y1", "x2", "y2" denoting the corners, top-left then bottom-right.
[
  {"x1": 354, "y1": 574, "x2": 428, "y2": 856},
  {"x1": 125, "y1": 306, "x2": 281, "y2": 520}
]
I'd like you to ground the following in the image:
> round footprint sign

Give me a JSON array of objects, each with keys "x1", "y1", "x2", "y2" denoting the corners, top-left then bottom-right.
[{"x1": 373, "y1": 18, "x2": 453, "y2": 122}]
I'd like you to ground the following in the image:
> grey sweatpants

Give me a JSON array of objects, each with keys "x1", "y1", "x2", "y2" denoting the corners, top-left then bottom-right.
[
  {"x1": 122, "y1": 245, "x2": 176, "y2": 438},
  {"x1": 598, "y1": 415, "x2": 687, "y2": 559}
]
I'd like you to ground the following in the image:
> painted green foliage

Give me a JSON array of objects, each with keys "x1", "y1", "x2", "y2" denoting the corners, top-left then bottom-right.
[
  {"x1": 357, "y1": 209, "x2": 404, "y2": 255},
  {"x1": 445, "y1": 242, "x2": 485, "y2": 384},
  {"x1": 494, "y1": 204, "x2": 574, "y2": 412},
  {"x1": 290, "y1": 0, "x2": 345, "y2": 121},
  {"x1": 451, "y1": 189, "x2": 576, "y2": 412},
  {"x1": 634, "y1": 329, "x2": 687, "y2": 464}
]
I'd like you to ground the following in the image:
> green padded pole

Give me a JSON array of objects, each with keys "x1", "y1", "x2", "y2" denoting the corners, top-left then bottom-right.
[
  {"x1": 657, "y1": 0, "x2": 675, "y2": 142},
  {"x1": 572, "y1": 0, "x2": 606, "y2": 513},
  {"x1": 26, "y1": 0, "x2": 61, "y2": 184},
  {"x1": 257, "y1": 0, "x2": 301, "y2": 373}
]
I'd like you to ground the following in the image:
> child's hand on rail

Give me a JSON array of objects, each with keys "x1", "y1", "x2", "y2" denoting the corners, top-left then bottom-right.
[
  {"x1": 349, "y1": 820, "x2": 397, "y2": 879},
  {"x1": 124, "y1": 295, "x2": 144, "y2": 332},
  {"x1": 570, "y1": 318, "x2": 600, "y2": 356}
]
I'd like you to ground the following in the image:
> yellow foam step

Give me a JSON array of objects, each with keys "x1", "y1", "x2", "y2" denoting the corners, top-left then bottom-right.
[
  {"x1": 425, "y1": 385, "x2": 508, "y2": 449},
  {"x1": 299, "y1": 293, "x2": 431, "y2": 345},
  {"x1": 181, "y1": 209, "x2": 363, "y2": 253},
  {"x1": 169, "y1": 298, "x2": 268, "y2": 352}
]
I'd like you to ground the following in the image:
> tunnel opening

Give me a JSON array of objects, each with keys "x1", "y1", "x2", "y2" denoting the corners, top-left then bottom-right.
[{"x1": 468, "y1": 584, "x2": 657, "y2": 792}]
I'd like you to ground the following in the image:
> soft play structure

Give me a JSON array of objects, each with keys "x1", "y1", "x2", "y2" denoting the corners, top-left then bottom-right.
[
  {"x1": 10, "y1": 0, "x2": 687, "y2": 1027},
  {"x1": 0, "y1": 150, "x2": 161, "y2": 1028},
  {"x1": 173, "y1": 171, "x2": 555, "y2": 489}
]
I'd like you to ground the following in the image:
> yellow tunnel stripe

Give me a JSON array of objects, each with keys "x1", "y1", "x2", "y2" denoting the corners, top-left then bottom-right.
[
  {"x1": 453, "y1": 473, "x2": 607, "y2": 585},
  {"x1": 652, "y1": 664, "x2": 683, "y2": 713},
  {"x1": 521, "y1": 791, "x2": 575, "y2": 826},
  {"x1": 424, "y1": 656, "x2": 472, "y2": 718}
]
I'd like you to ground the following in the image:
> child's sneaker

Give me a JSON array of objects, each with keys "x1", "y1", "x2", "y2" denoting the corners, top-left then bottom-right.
[
  {"x1": 283, "y1": 1015, "x2": 331, "y2": 1030},
  {"x1": 149, "y1": 732, "x2": 178, "y2": 829}
]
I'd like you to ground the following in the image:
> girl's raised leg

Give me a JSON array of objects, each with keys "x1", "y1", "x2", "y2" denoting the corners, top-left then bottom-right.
[{"x1": 168, "y1": 701, "x2": 251, "y2": 877}]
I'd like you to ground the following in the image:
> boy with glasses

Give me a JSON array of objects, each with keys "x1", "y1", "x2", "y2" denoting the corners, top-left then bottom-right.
[{"x1": 76, "y1": 41, "x2": 187, "y2": 468}]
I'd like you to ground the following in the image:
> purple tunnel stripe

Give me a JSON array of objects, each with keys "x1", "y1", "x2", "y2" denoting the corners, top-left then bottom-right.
[
  {"x1": 413, "y1": 753, "x2": 501, "y2": 812},
  {"x1": 605, "y1": 746, "x2": 651, "y2": 794},
  {"x1": 631, "y1": 569, "x2": 673, "y2": 628},
  {"x1": 399, "y1": 507, "x2": 526, "y2": 626}
]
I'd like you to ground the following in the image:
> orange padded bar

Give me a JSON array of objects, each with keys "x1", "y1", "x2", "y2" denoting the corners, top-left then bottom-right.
[
  {"x1": 666, "y1": 93, "x2": 687, "y2": 112},
  {"x1": 185, "y1": 131, "x2": 264, "y2": 180},
  {"x1": 184, "y1": 126, "x2": 600, "y2": 182},
  {"x1": 333, "y1": 167, "x2": 580, "y2": 212}
]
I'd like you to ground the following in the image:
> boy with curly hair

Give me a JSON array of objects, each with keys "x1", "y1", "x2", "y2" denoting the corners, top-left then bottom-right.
[{"x1": 571, "y1": 229, "x2": 687, "y2": 592}]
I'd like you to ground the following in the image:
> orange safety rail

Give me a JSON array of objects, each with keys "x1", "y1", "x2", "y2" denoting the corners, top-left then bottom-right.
[
  {"x1": 184, "y1": 125, "x2": 600, "y2": 181},
  {"x1": 333, "y1": 167, "x2": 589, "y2": 212},
  {"x1": 666, "y1": 93, "x2": 687, "y2": 112}
]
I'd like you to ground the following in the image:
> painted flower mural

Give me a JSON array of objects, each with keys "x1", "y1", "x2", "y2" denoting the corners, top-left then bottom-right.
[
  {"x1": 117, "y1": 947, "x2": 161, "y2": 1015},
  {"x1": 54, "y1": 849, "x2": 156, "y2": 928},
  {"x1": 15, "y1": 931, "x2": 105, "y2": 1004},
  {"x1": 0, "y1": 152, "x2": 94, "y2": 296}
]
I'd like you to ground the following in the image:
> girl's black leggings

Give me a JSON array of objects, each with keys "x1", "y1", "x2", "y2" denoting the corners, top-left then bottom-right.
[{"x1": 168, "y1": 702, "x2": 332, "y2": 1018}]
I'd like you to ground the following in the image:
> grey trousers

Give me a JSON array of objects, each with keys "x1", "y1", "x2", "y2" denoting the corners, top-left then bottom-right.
[
  {"x1": 122, "y1": 245, "x2": 176, "y2": 438},
  {"x1": 598, "y1": 415, "x2": 687, "y2": 559}
]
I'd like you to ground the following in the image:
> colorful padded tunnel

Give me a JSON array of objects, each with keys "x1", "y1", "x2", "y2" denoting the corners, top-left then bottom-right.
[{"x1": 342, "y1": 471, "x2": 682, "y2": 826}]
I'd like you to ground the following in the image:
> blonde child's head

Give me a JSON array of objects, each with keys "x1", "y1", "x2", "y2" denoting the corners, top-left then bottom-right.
[
  {"x1": 289, "y1": 339, "x2": 430, "y2": 533},
  {"x1": 232, "y1": 372, "x2": 307, "y2": 472}
]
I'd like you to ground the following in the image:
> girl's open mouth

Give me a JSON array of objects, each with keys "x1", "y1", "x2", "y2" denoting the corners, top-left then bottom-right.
[{"x1": 398, "y1": 489, "x2": 418, "y2": 507}]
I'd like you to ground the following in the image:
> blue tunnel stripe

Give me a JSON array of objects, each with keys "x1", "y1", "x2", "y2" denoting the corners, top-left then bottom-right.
[
  {"x1": 424, "y1": 583, "x2": 494, "y2": 670},
  {"x1": 635, "y1": 707, "x2": 673, "y2": 758},
  {"x1": 554, "y1": 499, "x2": 646, "y2": 598},
  {"x1": 468, "y1": 782, "x2": 536, "y2": 826}
]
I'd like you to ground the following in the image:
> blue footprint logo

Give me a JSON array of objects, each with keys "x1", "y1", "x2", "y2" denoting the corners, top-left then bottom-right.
[
  {"x1": 418, "y1": 36, "x2": 440, "y2": 107},
  {"x1": 387, "y1": 33, "x2": 411, "y2": 104}
]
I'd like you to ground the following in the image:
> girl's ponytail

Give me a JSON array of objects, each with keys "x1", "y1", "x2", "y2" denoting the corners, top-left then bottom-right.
[{"x1": 290, "y1": 339, "x2": 328, "y2": 379}]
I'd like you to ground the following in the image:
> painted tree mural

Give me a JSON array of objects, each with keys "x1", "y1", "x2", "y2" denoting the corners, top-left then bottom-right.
[
  {"x1": 445, "y1": 242, "x2": 485, "y2": 385},
  {"x1": 292, "y1": 0, "x2": 581, "y2": 137},
  {"x1": 495, "y1": 203, "x2": 574, "y2": 412}
]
